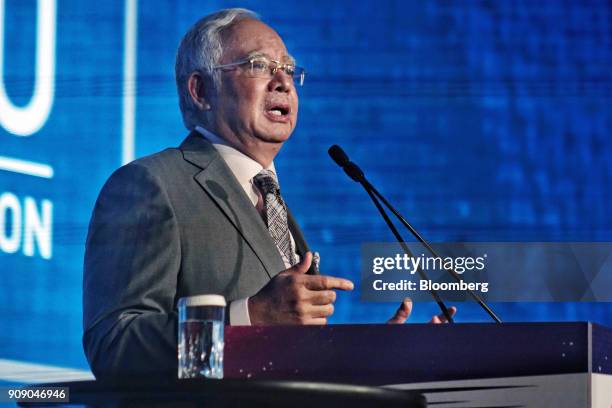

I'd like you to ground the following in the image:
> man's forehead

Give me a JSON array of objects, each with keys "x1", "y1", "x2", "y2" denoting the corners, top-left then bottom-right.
[{"x1": 221, "y1": 19, "x2": 290, "y2": 59}]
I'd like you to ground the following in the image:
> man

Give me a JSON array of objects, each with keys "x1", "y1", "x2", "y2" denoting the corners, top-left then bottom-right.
[{"x1": 83, "y1": 8, "x2": 449, "y2": 379}]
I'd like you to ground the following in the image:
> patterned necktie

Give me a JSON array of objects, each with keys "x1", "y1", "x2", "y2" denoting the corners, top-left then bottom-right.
[{"x1": 253, "y1": 170, "x2": 297, "y2": 267}]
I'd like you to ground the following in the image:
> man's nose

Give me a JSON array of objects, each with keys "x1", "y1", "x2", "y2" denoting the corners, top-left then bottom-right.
[{"x1": 268, "y1": 69, "x2": 293, "y2": 93}]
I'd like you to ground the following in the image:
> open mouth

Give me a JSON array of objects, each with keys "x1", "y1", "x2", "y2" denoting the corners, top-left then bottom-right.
[{"x1": 265, "y1": 102, "x2": 291, "y2": 121}]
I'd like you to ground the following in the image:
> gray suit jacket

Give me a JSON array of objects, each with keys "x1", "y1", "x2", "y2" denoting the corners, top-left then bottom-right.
[{"x1": 83, "y1": 132, "x2": 313, "y2": 379}]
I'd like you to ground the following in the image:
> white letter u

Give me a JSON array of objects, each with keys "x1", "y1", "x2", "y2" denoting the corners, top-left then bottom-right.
[{"x1": 0, "y1": 0, "x2": 56, "y2": 136}]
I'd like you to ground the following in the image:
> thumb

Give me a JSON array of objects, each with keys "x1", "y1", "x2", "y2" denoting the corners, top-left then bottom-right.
[
  {"x1": 387, "y1": 298, "x2": 413, "y2": 324},
  {"x1": 289, "y1": 251, "x2": 312, "y2": 274}
]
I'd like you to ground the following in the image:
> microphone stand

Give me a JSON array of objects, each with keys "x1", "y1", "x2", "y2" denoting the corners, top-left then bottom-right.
[
  {"x1": 329, "y1": 144, "x2": 502, "y2": 323},
  {"x1": 363, "y1": 179, "x2": 502, "y2": 323},
  {"x1": 362, "y1": 183, "x2": 455, "y2": 323}
]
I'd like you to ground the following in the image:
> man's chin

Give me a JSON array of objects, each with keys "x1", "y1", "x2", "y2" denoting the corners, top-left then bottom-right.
[{"x1": 255, "y1": 128, "x2": 293, "y2": 144}]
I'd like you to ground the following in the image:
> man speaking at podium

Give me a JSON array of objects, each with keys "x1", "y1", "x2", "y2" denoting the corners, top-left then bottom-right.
[{"x1": 83, "y1": 8, "x2": 438, "y2": 379}]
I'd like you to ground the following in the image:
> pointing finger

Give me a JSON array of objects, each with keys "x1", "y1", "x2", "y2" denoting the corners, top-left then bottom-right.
[{"x1": 303, "y1": 274, "x2": 354, "y2": 291}]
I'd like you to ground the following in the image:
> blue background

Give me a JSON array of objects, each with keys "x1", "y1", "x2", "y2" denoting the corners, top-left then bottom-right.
[{"x1": 0, "y1": 0, "x2": 610, "y2": 374}]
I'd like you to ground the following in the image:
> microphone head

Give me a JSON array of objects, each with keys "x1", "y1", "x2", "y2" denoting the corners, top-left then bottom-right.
[
  {"x1": 328, "y1": 144, "x2": 365, "y2": 183},
  {"x1": 328, "y1": 145, "x2": 350, "y2": 167}
]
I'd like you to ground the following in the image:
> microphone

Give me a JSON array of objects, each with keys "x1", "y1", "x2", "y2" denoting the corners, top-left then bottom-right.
[
  {"x1": 328, "y1": 144, "x2": 502, "y2": 323},
  {"x1": 328, "y1": 145, "x2": 364, "y2": 183},
  {"x1": 328, "y1": 145, "x2": 349, "y2": 167}
]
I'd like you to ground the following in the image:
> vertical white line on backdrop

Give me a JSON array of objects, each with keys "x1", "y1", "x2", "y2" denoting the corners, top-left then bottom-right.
[{"x1": 122, "y1": 0, "x2": 137, "y2": 165}]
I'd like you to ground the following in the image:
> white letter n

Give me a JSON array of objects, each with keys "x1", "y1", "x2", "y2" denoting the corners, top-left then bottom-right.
[{"x1": 24, "y1": 197, "x2": 52, "y2": 259}]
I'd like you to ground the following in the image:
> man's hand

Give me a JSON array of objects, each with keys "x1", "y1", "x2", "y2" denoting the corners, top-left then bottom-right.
[
  {"x1": 249, "y1": 252, "x2": 354, "y2": 325},
  {"x1": 387, "y1": 297, "x2": 457, "y2": 324}
]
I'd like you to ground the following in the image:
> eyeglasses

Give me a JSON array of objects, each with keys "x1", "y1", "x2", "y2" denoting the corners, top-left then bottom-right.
[{"x1": 213, "y1": 57, "x2": 306, "y2": 86}]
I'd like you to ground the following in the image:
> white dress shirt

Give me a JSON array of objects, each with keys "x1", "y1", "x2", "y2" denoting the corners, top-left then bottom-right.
[{"x1": 195, "y1": 126, "x2": 300, "y2": 325}]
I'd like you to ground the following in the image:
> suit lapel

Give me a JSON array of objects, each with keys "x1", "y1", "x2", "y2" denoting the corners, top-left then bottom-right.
[{"x1": 180, "y1": 133, "x2": 286, "y2": 279}]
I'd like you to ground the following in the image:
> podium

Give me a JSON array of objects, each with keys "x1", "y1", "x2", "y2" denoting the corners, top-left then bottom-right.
[
  {"x1": 224, "y1": 322, "x2": 612, "y2": 407},
  {"x1": 18, "y1": 322, "x2": 612, "y2": 407}
]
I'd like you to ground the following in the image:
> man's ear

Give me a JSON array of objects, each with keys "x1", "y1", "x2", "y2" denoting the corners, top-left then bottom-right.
[{"x1": 187, "y1": 72, "x2": 212, "y2": 111}]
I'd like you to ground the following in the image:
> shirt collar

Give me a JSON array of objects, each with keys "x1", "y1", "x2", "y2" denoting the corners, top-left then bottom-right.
[{"x1": 195, "y1": 126, "x2": 277, "y2": 186}]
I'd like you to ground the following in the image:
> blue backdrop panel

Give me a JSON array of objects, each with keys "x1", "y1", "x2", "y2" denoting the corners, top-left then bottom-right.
[{"x1": 0, "y1": 0, "x2": 610, "y2": 372}]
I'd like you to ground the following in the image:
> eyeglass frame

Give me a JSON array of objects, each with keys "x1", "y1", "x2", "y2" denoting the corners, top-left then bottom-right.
[{"x1": 212, "y1": 56, "x2": 306, "y2": 87}]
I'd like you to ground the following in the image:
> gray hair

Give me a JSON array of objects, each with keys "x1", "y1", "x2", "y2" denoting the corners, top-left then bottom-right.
[{"x1": 175, "y1": 8, "x2": 260, "y2": 130}]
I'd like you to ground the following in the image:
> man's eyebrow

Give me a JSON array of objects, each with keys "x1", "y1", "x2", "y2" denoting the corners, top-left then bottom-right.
[
  {"x1": 243, "y1": 51, "x2": 267, "y2": 59},
  {"x1": 243, "y1": 51, "x2": 296, "y2": 64}
]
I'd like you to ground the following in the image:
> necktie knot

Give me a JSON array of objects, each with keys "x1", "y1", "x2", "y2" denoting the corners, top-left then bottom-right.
[{"x1": 253, "y1": 170, "x2": 280, "y2": 196}]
